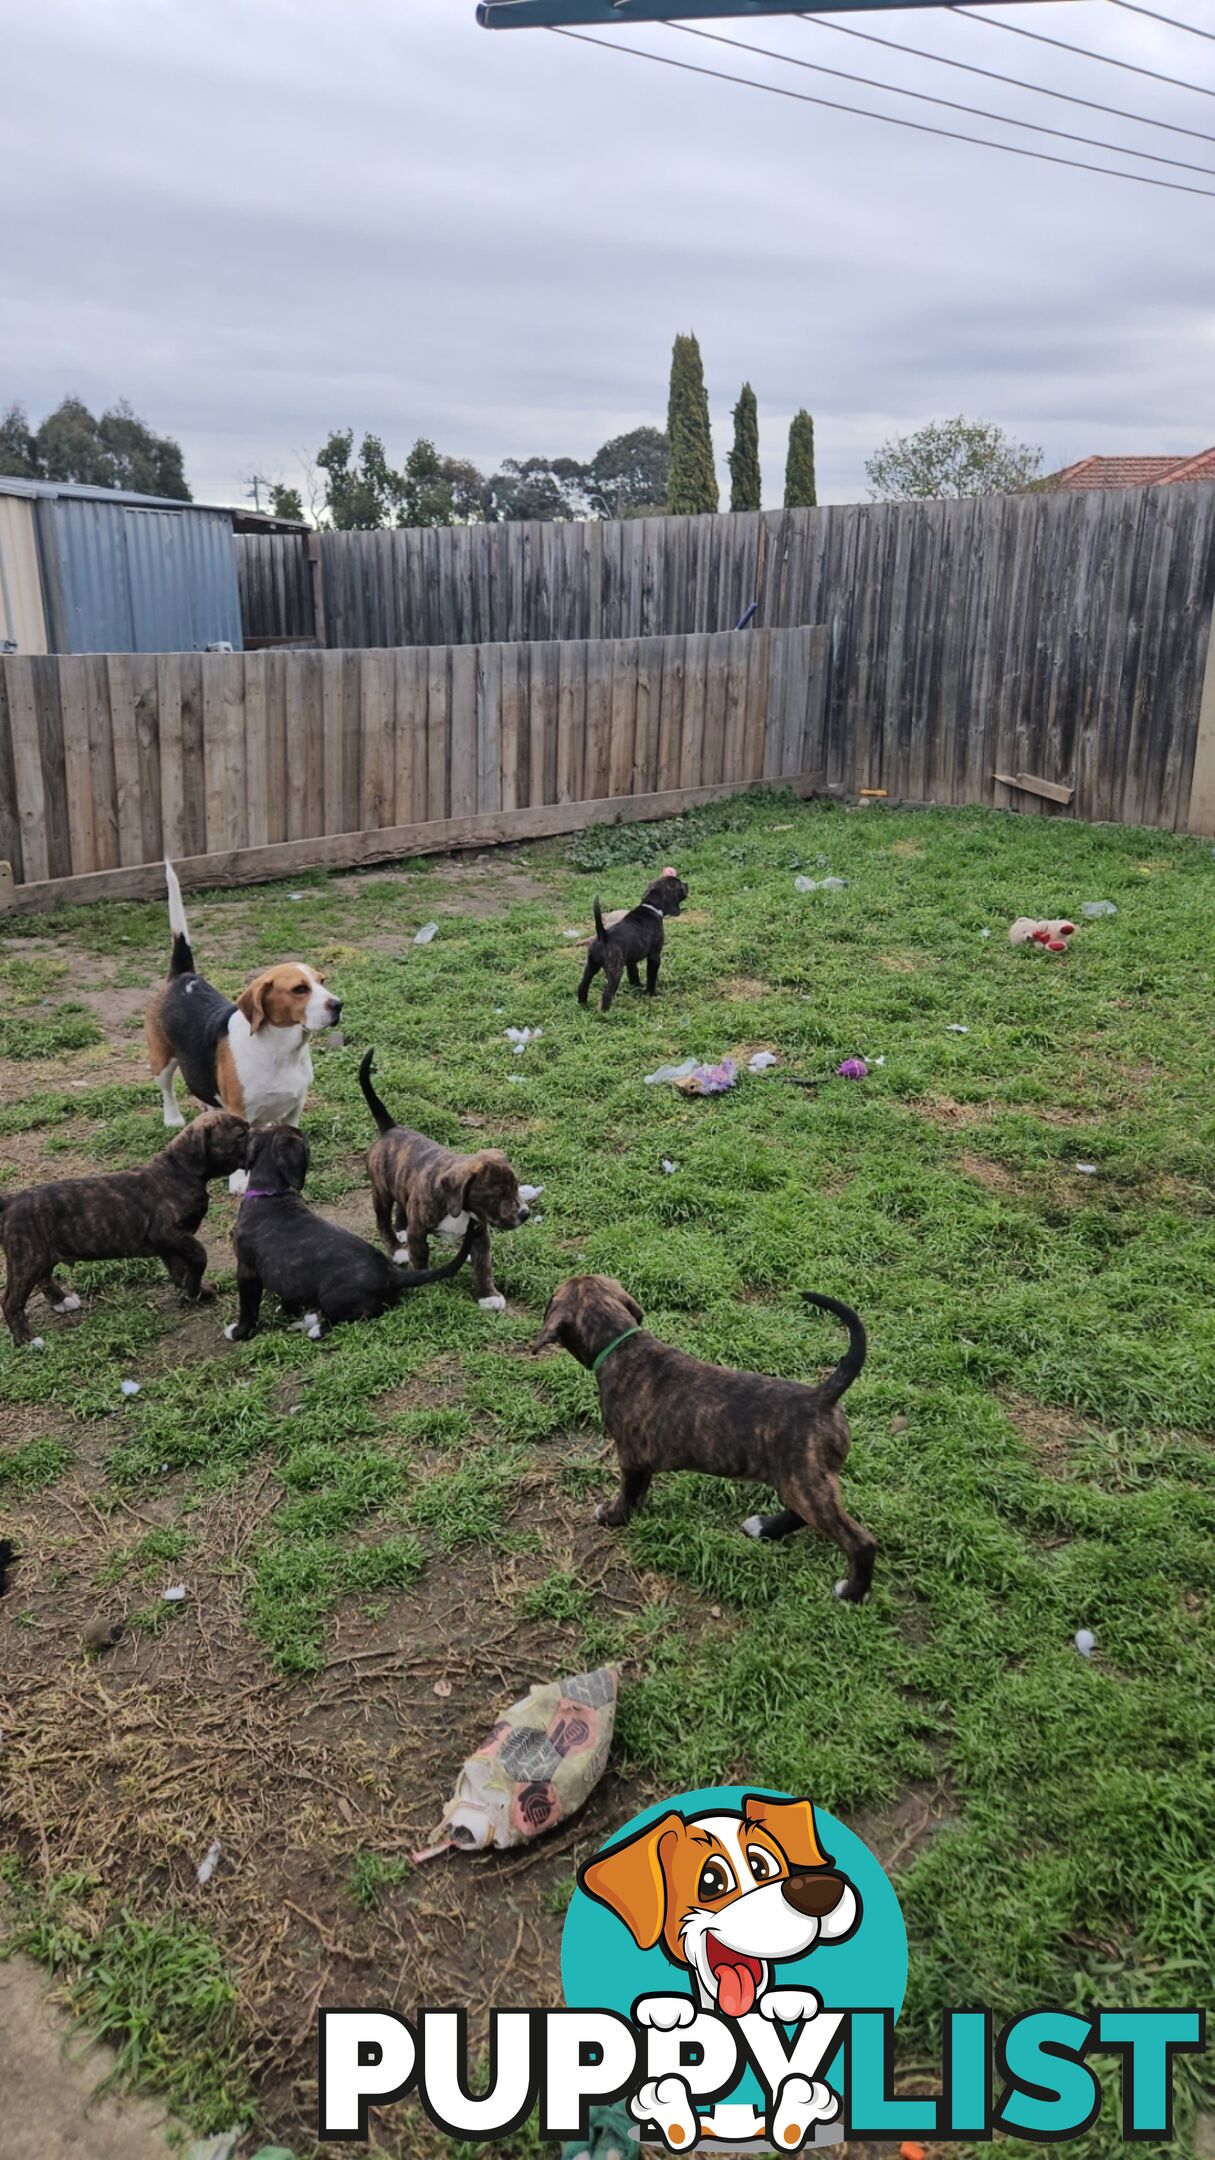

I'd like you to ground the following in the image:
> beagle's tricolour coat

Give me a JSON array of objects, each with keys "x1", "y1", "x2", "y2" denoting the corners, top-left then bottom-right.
[
  {"x1": 581, "y1": 1793, "x2": 859, "y2": 2152},
  {"x1": 145, "y1": 863, "x2": 341, "y2": 1147}
]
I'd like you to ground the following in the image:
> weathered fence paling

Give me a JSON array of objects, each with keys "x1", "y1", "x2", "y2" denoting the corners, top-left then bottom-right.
[
  {"x1": 238, "y1": 488, "x2": 1215, "y2": 833},
  {"x1": 0, "y1": 626, "x2": 824, "y2": 903}
]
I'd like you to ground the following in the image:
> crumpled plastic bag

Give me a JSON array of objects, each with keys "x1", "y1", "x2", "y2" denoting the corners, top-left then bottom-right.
[
  {"x1": 676, "y1": 1058, "x2": 737, "y2": 1096},
  {"x1": 417, "y1": 1667, "x2": 618, "y2": 1860}
]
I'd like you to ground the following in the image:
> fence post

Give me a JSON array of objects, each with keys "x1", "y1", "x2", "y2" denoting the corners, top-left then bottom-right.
[
  {"x1": 1187, "y1": 588, "x2": 1215, "y2": 835},
  {"x1": 307, "y1": 531, "x2": 327, "y2": 650}
]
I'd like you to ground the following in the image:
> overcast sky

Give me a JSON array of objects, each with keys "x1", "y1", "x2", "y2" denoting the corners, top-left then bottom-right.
[{"x1": 2, "y1": 0, "x2": 1212, "y2": 508}]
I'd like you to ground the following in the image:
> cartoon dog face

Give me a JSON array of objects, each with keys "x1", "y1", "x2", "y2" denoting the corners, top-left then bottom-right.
[{"x1": 580, "y1": 1795, "x2": 859, "y2": 2018}]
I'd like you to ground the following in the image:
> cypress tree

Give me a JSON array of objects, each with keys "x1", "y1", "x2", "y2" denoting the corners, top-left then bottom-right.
[
  {"x1": 666, "y1": 333, "x2": 719, "y2": 516},
  {"x1": 784, "y1": 409, "x2": 818, "y2": 509},
  {"x1": 727, "y1": 382, "x2": 761, "y2": 513}
]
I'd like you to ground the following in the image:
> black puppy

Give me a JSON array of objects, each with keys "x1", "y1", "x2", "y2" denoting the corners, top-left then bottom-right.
[
  {"x1": 226, "y1": 1126, "x2": 472, "y2": 1341},
  {"x1": 576, "y1": 870, "x2": 689, "y2": 1013}
]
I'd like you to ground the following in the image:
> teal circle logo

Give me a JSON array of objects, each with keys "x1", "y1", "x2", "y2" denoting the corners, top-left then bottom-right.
[{"x1": 562, "y1": 1785, "x2": 907, "y2": 2143}]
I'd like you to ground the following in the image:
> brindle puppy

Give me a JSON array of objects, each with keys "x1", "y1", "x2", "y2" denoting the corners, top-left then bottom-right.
[
  {"x1": 577, "y1": 871, "x2": 688, "y2": 1014},
  {"x1": 532, "y1": 1274, "x2": 876, "y2": 1601},
  {"x1": 359, "y1": 1051, "x2": 530, "y2": 1313},
  {"x1": 0, "y1": 1110, "x2": 249, "y2": 1345}
]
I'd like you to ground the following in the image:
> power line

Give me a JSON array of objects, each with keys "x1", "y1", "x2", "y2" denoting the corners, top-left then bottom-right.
[
  {"x1": 549, "y1": 26, "x2": 1215, "y2": 199},
  {"x1": 667, "y1": 19, "x2": 1215, "y2": 177},
  {"x1": 797, "y1": 13, "x2": 1215, "y2": 148},
  {"x1": 1106, "y1": 0, "x2": 1215, "y2": 43},
  {"x1": 951, "y1": 5, "x2": 1215, "y2": 100}
]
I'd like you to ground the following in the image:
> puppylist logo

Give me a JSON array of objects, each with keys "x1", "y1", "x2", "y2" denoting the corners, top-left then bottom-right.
[{"x1": 316, "y1": 1785, "x2": 1204, "y2": 2150}]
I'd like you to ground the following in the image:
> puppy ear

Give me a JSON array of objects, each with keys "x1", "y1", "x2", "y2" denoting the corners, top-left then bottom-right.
[
  {"x1": 622, "y1": 1290, "x2": 644, "y2": 1324},
  {"x1": 238, "y1": 975, "x2": 269, "y2": 1033},
  {"x1": 742, "y1": 1795, "x2": 830, "y2": 1872},
  {"x1": 439, "y1": 1158, "x2": 475, "y2": 1217},
  {"x1": 530, "y1": 1308, "x2": 566, "y2": 1355},
  {"x1": 579, "y1": 1813, "x2": 683, "y2": 1951}
]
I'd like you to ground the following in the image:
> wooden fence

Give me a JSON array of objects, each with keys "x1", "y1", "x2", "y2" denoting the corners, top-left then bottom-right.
[
  {"x1": 0, "y1": 626, "x2": 823, "y2": 909},
  {"x1": 236, "y1": 532, "x2": 320, "y2": 647},
  {"x1": 233, "y1": 487, "x2": 1215, "y2": 834}
]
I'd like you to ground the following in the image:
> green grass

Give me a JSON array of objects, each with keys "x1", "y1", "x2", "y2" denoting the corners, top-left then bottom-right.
[{"x1": 2, "y1": 795, "x2": 1214, "y2": 2154}]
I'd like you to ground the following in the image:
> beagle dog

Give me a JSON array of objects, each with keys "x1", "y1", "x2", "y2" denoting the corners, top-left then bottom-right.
[
  {"x1": 359, "y1": 1050, "x2": 530, "y2": 1312},
  {"x1": 581, "y1": 1794, "x2": 858, "y2": 2151},
  {"x1": 145, "y1": 862, "x2": 341, "y2": 1185}
]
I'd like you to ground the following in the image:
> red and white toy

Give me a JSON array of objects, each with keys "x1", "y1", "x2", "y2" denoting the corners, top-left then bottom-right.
[{"x1": 1008, "y1": 917, "x2": 1077, "y2": 954}]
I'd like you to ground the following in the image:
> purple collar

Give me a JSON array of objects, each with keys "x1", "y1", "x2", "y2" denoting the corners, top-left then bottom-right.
[{"x1": 241, "y1": 1187, "x2": 295, "y2": 1200}]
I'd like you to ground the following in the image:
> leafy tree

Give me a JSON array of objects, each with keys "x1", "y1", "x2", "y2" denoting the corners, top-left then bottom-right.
[
  {"x1": 315, "y1": 429, "x2": 402, "y2": 529},
  {"x1": 728, "y1": 383, "x2": 761, "y2": 513},
  {"x1": 581, "y1": 426, "x2": 669, "y2": 519},
  {"x1": 784, "y1": 409, "x2": 817, "y2": 510},
  {"x1": 20, "y1": 396, "x2": 191, "y2": 498},
  {"x1": 666, "y1": 333, "x2": 718, "y2": 516},
  {"x1": 483, "y1": 457, "x2": 574, "y2": 523},
  {"x1": 0, "y1": 403, "x2": 39, "y2": 480},
  {"x1": 398, "y1": 438, "x2": 479, "y2": 527},
  {"x1": 866, "y1": 415, "x2": 1043, "y2": 500},
  {"x1": 269, "y1": 483, "x2": 304, "y2": 523}
]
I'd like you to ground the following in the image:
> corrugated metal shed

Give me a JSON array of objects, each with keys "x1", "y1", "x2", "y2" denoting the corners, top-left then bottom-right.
[
  {"x1": 0, "y1": 478, "x2": 243, "y2": 654},
  {"x1": 0, "y1": 490, "x2": 48, "y2": 652}
]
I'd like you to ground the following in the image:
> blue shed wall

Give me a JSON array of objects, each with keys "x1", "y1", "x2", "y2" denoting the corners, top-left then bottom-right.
[{"x1": 51, "y1": 498, "x2": 243, "y2": 653}]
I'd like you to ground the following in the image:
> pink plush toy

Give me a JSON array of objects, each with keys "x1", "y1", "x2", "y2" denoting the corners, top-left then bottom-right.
[{"x1": 1009, "y1": 917, "x2": 1077, "y2": 954}]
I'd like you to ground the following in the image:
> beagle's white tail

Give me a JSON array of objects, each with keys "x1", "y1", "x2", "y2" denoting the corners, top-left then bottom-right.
[{"x1": 164, "y1": 860, "x2": 196, "y2": 979}]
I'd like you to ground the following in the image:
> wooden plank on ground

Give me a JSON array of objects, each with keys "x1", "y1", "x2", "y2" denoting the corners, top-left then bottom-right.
[{"x1": 1, "y1": 773, "x2": 826, "y2": 912}]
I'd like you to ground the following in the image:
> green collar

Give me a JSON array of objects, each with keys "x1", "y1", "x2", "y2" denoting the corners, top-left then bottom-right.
[{"x1": 591, "y1": 1326, "x2": 641, "y2": 1377}]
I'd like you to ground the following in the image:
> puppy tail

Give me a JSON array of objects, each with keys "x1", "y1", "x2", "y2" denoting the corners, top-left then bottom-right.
[
  {"x1": 802, "y1": 1291, "x2": 867, "y2": 1406},
  {"x1": 390, "y1": 1220, "x2": 476, "y2": 1292},
  {"x1": 593, "y1": 896, "x2": 607, "y2": 943},
  {"x1": 358, "y1": 1048, "x2": 397, "y2": 1136},
  {"x1": 164, "y1": 860, "x2": 195, "y2": 979}
]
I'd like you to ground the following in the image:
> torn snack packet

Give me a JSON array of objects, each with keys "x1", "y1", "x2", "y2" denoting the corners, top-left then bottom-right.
[{"x1": 415, "y1": 1666, "x2": 618, "y2": 1861}]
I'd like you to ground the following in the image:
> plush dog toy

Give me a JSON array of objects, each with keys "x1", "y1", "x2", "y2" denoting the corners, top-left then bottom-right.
[{"x1": 1008, "y1": 918, "x2": 1076, "y2": 953}]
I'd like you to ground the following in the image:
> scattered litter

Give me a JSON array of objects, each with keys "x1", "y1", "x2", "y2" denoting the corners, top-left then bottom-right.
[
  {"x1": 1081, "y1": 901, "x2": 1118, "y2": 919},
  {"x1": 871, "y1": 1055, "x2": 887, "y2": 1067},
  {"x1": 1075, "y1": 1163, "x2": 1098, "y2": 1176},
  {"x1": 519, "y1": 1184, "x2": 545, "y2": 1204},
  {"x1": 677, "y1": 1058, "x2": 737, "y2": 1096},
  {"x1": 505, "y1": 1026, "x2": 542, "y2": 1054},
  {"x1": 946, "y1": 1024, "x2": 970, "y2": 1035},
  {"x1": 413, "y1": 922, "x2": 439, "y2": 945},
  {"x1": 416, "y1": 1666, "x2": 618, "y2": 1862},
  {"x1": 162, "y1": 1586, "x2": 187, "y2": 1604},
  {"x1": 1075, "y1": 1628, "x2": 1096, "y2": 1659},
  {"x1": 644, "y1": 1059, "x2": 698, "y2": 1087},
  {"x1": 1009, "y1": 917, "x2": 1076, "y2": 951},
  {"x1": 120, "y1": 1379, "x2": 141, "y2": 1398},
  {"x1": 289, "y1": 892, "x2": 304, "y2": 902},
  {"x1": 563, "y1": 928, "x2": 583, "y2": 940},
  {"x1": 433, "y1": 1678, "x2": 453, "y2": 1699},
  {"x1": 770, "y1": 823, "x2": 793, "y2": 831},
  {"x1": 837, "y1": 1058, "x2": 869, "y2": 1081},
  {"x1": 980, "y1": 927, "x2": 992, "y2": 941},
  {"x1": 709, "y1": 1605, "x2": 723, "y2": 1620},
  {"x1": 900, "y1": 2145, "x2": 929, "y2": 2160},
  {"x1": 83, "y1": 1616, "x2": 124, "y2": 1654},
  {"x1": 661, "y1": 1159, "x2": 678, "y2": 1176},
  {"x1": 196, "y1": 1840, "x2": 223, "y2": 1887},
  {"x1": 890, "y1": 1415, "x2": 910, "y2": 1435},
  {"x1": 186, "y1": 2131, "x2": 243, "y2": 2160},
  {"x1": 795, "y1": 875, "x2": 848, "y2": 893},
  {"x1": 28, "y1": 1337, "x2": 44, "y2": 1350},
  {"x1": 495, "y1": 1005, "x2": 506, "y2": 1013},
  {"x1": 748, "y1": 1050, "x2": 778, "y2": 1073},
  {"x1": 662, "y1": 866, "x2": 678, "y2": 878}
]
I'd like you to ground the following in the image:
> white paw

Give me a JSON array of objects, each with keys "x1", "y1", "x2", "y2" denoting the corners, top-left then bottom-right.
[
  {"x1": 306, "y1": 1320, "x2": 323, "y2": 1341},
  {"x1": 634, "y1": 1995, "x2": 697, "y2": 2032},
  {"x1": 54, "y1": 1293, "x2": 82, "y2": 1313},
  {"x1": 28, "y1": 1336, "x2": 45, "y2": 1350},
  {"x1": 770, "y1": 2075, "x2": 839, "y2": 2149},
  {"x1": 224, "y1": 1323, "x2": 239, "y2": 1342},
  {"x1": 478, "y1": 1294, "x2": 507, "y2": 1313},
  {"x1": 759, "y1": 1988, "x2": 822, "y2": 2026},
  {"x1": 834, "y1": 1579, "x2": 848, "y2": 1599},
  {"x1": 162, "y1": 1107, "x2": 186, "y2": 1129},
  {"x1": 742, "y1": 1515, "x2": 764, "y2": 1540},
  {"x1": 228, "y1": 1169, "x2": 249, "y2": 1195},
  {"x1": 631, "y1": 2075, "x2": 698, "y2": 2150},
  {"x1": 393, "y1": 1248, "x2": 412, "y2": 1266}
]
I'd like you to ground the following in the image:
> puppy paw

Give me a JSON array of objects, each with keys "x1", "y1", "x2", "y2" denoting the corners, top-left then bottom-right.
[
  {"x1": 193, "y1": 1282, "x2": 218, "y2": 1304},
  {"x1": 634, "y1": 1995, "x2": 697, "y2": 2032},
  {"x1": 228, "y1": 1169, "x2": 249, "y2": 1196},
  {"x1": 27, "y1": 1336, "x2": 45, "y2": 1350},
  {"x1": 392, "y1": 1248, "x2": 412, "y2": 1266},
  {"x1": 477, "y1": 1294, "x2": 507, "y2": 1313},
  {"x1": 52, "y1": 1293, "x2": 82, "y2": 1314},
  {"x1": 742, "y1": 1515, "x2": 765, "y2": 1540},
  {"x1": 759, "y1": 1988, "x2": 822, "y2": 2026},
  {"x1": 223, "y1": 1323, "x2": 240, "y2": 1342},
  {"x1": 769, "y1": 2074, "x2": 839, "y2": 2150},
  {"x1": 305, "y1": 1316, "x2": 324, "y2": 1341},
  {"x1": 631, "y1": 2075, "x2": 699, "y2": 2150}
]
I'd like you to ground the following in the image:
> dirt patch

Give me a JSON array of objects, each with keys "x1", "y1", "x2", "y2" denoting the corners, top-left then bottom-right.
[
  {"x1": 913, "y1": 1094, "x2": 995, "y2": 1129},
  {"x1": 720, "y1": 976, "x2": 771, "y2": 1002},
  {"x1": 879, "y1": 953, "x2": 919, "y2": 974},
  {"x1": 852, "y1": 1774, "x2": 958, "y2": 1877},
  {"x1": 0, "y1": 1950, "x2": 180, "y2": 2160},
  {"x1": 957, "y1": 1150, "x2": 1023, "y2": 1196},
  {"x1": 1000, "y1": 1391, "x2": 1094, "y2": 1471},
  {"x1": 889, "y1": 839, "x2": 922, "y2": 859}
]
